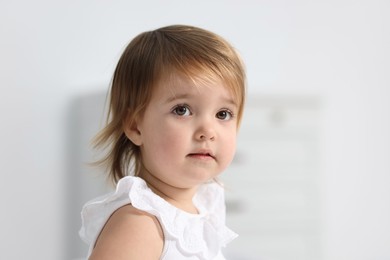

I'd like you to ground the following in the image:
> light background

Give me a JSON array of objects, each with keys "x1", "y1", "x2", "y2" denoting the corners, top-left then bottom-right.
[{"x1": 1, "y1": 0, "x2": 389, "y2": 259}]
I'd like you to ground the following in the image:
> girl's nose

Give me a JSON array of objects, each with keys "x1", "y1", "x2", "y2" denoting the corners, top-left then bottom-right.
[
  {"x1": 195, "y1": 120, "x2": 216, "y2": 141},
  {"x1": 198, "y1": 132, "x2": 215, "y2": 141}
]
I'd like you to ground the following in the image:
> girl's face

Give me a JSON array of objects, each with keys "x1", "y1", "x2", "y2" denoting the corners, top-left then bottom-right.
[{"x1": 130, "y1": 74, "x2": 238, "y2": 189}]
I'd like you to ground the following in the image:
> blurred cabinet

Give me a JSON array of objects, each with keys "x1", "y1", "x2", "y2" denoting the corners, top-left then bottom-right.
[{"x1": 222, "y1": 95, "x2": 322, "y2": 260}]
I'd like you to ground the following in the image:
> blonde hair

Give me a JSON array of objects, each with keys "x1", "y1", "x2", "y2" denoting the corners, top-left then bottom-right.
[{"x1": 94, "y1": 25, "x2": 246, "y2": 184}]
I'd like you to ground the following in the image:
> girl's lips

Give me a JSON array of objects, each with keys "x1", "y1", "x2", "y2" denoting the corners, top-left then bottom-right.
[{"x1": 187, "y1": 152, "x2": 215, "y2": 160}]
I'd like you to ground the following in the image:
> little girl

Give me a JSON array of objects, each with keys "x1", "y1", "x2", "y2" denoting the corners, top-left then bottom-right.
[{"x1": 79, "y1": 24, "x2": 246, "y2": 260}]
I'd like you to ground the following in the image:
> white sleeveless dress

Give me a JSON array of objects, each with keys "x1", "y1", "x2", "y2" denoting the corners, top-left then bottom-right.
[{"x1": 79, "y1": 176, "x2": 237, "y2": 259}]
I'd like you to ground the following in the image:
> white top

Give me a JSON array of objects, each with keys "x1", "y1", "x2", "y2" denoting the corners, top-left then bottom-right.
[{"x1": 79, "y1": 176, "x2": 237, "y2": 259}]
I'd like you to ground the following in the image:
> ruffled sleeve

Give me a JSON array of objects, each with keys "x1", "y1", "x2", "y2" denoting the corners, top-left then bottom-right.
[
  {"x1": 79, "y1": 176, "x2": 237, "y2": 259},
  {"x1": 129, "y1": 179, "x2": 238, "y2": 259},
  {"x1": 79, "y1": 177, "x2": 143, "y2": 255}
]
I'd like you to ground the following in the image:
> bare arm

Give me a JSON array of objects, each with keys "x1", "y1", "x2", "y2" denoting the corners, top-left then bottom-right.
[{"x1": 89, "y1": 204, "x2": 164, "y2": 260}]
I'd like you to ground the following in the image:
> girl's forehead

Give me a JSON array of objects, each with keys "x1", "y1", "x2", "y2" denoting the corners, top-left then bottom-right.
[{"x1": 157, "y1": 73, "x2": 233, "y2": 98}]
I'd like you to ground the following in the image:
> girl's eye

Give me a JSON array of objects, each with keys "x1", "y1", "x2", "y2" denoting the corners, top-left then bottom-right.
[
  {"x1": 216, "y1": 110, "x2": 233, "y2": 120},
  {"x1": 172, "y1": 105, "x2": 191, "y2": 116}
]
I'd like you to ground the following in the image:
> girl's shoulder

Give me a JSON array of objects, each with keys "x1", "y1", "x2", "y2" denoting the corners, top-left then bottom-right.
[
  {"x1": 79, "y1": 176, "x2": 159, "y2": 256},
  {"x1": 89, "y1": 204, "x2": 163, "y2": 259}
]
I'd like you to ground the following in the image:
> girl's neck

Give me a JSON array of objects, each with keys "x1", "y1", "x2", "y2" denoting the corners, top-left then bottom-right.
[{"x1": 138, "y1": 170, "x2": 200, "y2": 214}]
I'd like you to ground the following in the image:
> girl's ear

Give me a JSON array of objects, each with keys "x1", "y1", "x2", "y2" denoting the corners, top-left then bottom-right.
[{"x1": 123, "y1": 115, "x2": 143, "y2": 146}]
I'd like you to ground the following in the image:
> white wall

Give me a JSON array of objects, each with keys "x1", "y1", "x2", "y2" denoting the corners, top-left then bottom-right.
[{"x1": 1, "y1": 0, "x2": 389, "y2": 259}]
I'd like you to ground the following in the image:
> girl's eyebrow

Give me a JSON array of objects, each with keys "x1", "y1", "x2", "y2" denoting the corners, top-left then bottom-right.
[
  {"x1": 224, "y1": 97, "x2": 239, "y2": 108},
  {"x1": 164, "y1": 93, "x2": 191, "y2": 103},
  {"x1": 164, "y1": 92, "x2": 238, "y2": 108}
]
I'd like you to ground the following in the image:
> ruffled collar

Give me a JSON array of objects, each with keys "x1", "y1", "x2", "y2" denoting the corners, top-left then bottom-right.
[{"x1": 80, "y1": 176, "x2": 237, "y2": 259}]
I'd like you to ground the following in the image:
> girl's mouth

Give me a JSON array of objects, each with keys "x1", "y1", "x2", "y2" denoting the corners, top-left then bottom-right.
[{"x1": 187, "y1": 152, "x2": 215, "y2": 160}]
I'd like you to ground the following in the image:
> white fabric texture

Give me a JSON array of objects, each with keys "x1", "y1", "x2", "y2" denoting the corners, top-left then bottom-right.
[{"x1": 79, "y1": 176, "x2": 237, "y2": 259}]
